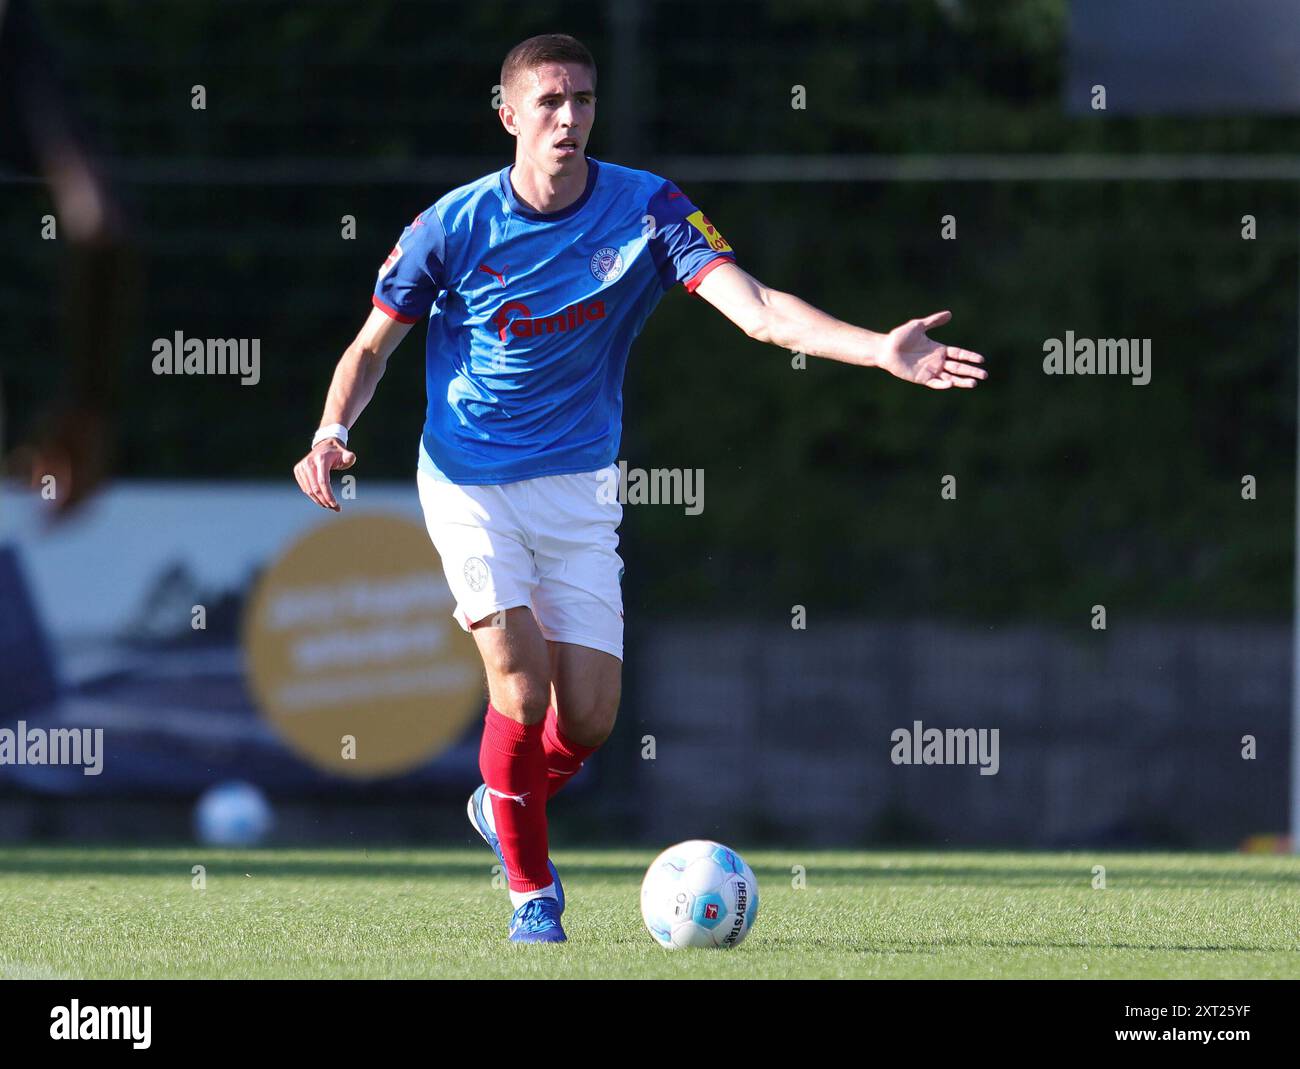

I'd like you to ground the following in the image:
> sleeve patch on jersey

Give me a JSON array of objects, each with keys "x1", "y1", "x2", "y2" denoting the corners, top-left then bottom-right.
[
  {"x1": 686, "y1": 210, "x2": 732, "y2": 253},
  {"x1": 378, "y1": 243, "x2": 404, "y2": 278}
]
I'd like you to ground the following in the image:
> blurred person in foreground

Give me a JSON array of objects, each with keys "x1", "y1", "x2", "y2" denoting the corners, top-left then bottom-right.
[{"x1": 0, "y1": 0, "x2": 137, "y2": 522}]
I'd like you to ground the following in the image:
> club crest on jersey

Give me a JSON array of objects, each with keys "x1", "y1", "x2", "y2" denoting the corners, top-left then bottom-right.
[
  {"x1": 686, "y1": 210, "x2": 732, "y2": 253},
  {"x1": 491, "y1": 299, "x2": 606, "y2": 341},
  {"x1": 378, "y1": 243, "x2": 403, "y2": 278},
  {"x1": 589, "y1": 246, "x2": 624, "y2": 282}
]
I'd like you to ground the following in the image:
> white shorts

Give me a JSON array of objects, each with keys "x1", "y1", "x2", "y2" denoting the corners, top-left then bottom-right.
[{"x1": 416, "y1": 464, "x2": 625, "y2": 661}]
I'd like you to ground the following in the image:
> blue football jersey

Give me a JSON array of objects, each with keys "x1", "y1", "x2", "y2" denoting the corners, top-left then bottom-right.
[{"x1": 372, "y1": 156, "x2": 736, "y2": 484}]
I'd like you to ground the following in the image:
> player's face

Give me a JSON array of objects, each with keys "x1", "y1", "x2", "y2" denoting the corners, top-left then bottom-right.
[{"x1": 507, "y1": 63, "x2": 595, "y2": 173}]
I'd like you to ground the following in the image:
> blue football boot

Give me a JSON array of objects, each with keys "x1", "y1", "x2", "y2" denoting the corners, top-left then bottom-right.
[
  {"x1": 508, "y1": 896, "x2": 567, "y2": 943},
  {"x1": 467, "y1": 783, "x2": 565, "y2": 913}
]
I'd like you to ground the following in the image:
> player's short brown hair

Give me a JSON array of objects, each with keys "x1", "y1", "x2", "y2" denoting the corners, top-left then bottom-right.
[{"x1": 500, "y1": 34, "x2": 597, "y2": 104}]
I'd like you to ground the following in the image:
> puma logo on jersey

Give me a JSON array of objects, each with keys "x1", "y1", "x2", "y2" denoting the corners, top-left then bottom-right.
[{"x1": 479, "y1": 263, "x2": 507, "y2": 286}]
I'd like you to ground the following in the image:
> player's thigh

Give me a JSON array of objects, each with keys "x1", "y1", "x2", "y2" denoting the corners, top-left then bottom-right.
[
  {"x1": 417, "y1": 469, "x2": 535, "y2": 633},
  {"x1": 547, "y1": 639, "x2": 622, "y2": 747},
  {"x1": 529, "y1": 464, "x2": 625, "y2": 662},
  {"x1": 470, "y1": 605, "x2": 551, "y2": 724}
]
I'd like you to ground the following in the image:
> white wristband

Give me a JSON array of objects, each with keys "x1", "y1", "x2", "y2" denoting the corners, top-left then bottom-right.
[{"x1": 312, "y1": 423, "x2": 349, "y2": 448}]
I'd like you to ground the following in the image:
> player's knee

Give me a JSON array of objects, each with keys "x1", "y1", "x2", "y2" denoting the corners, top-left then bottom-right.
[
  {"x1": 578, "y1": 717, "x2": 616, "y2": 748},
  {"x1": 491, "y1": 670, "x2": 551, "y2": 723},
  {"x1": 557, "y1": 693, "x2": 620, "y2": 746}
]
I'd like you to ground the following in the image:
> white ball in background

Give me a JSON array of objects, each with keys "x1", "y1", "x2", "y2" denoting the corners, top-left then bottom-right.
[{"x1": 194, "y1": 781, "x2": 274, "y2": 846}]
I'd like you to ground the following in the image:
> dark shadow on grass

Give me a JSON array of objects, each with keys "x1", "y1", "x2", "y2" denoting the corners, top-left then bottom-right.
[
  {"x1": 0, "y1": 849, "x2": 1295, "y2": 888},
  {"x1": 0, "y1": 853, "x2": 499, "y2": 880}
]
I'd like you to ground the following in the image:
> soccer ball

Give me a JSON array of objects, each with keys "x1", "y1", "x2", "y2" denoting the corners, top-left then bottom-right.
[
  {"x1": 640, "y1": 839, "x2": 759, "y2": 949},
  {"x1": 194, "y1": 781, "x2": 274, "y2": 846}
]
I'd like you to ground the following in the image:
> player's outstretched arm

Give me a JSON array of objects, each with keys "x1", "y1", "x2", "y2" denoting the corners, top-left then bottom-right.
[
  {"x1": 692, "y1": 262, "x2": 987, "y2": 390},
  {"x1": 293, "y1": 306, "x2": 413, "y2": 511}
]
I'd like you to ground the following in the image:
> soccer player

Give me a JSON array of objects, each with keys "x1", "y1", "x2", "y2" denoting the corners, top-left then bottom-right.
[{"x1": 293, "y1": 33, "x2": 986, "y2": 943}]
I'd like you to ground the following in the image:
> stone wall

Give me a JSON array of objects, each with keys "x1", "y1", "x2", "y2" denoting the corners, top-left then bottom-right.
[{"x1": 631, "y1": 621, "x2": 1290, "y2": 847}]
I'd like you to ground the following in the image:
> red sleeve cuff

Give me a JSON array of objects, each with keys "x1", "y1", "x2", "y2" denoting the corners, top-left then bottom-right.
[
  {"x1": 683, "y1": 255, "x2": 734, "y2": 295},
  {"x1": 372, "y1": 294, "x2": 421, "y2": 324}
]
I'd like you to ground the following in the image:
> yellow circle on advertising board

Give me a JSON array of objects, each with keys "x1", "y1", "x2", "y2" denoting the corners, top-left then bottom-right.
[{"x1": 243, "y1": 513, "x2": 482, "y2": 778}]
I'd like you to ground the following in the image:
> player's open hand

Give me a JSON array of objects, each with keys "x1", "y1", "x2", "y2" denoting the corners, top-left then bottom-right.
[
  {"x1": 293, "y1": 439, "x2": 356, "y2": 512},
  {"x1": 878, "y1": 311, "x2": 987, "y2": 390}
]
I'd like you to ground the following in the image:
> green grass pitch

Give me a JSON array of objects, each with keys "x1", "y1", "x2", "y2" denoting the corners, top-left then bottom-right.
[{"x1": 0, "y1": 847, "x2": 1296, "y2": 979}]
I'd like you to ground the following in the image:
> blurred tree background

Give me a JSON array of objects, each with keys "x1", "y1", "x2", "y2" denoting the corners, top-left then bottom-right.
[{"x1": 3, "y1": 0, "x2": 1295, "y2": 623}]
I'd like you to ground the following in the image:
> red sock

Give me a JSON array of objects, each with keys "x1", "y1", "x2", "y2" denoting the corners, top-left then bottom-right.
[
  {"x1": 479, "y1": 703, "x2": 551, "y2": 892},
  {"x1": 542, "y1": 705, "x2": 601, "y2": 799}
]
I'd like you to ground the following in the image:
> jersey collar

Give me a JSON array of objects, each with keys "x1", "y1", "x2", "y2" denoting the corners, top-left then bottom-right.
[{"x1": 499, "y1": 156, "x2": 600, "y2": 222}]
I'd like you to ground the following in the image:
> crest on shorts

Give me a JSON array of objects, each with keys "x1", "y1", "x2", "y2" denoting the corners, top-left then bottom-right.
[
  {"x1": 463, "y1": 557, "x2": 488, "y2": 592},
  {"x1": 590, "y1": 247, "x2": 624, "y2": 282}
]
